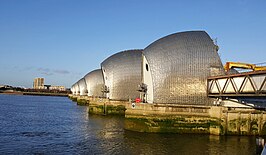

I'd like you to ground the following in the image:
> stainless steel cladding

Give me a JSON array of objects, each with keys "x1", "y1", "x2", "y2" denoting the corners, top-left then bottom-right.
[
  {"x1": 84, "y1": 69, "x2": 104, "y2": 97},
  {"x1": 71, "y1": 85, "x2": 75, "y2": 95},
  {"x1": 143, "y1": 31, "x2": 225, "y2": 105},
  {"x1": 77, "y1": 78, "x2": 87, "y2": 96},
  {"x1": 101, "y1": 50, "x2": 143, "y2": 100},
  {"x1": 74, "y1": 83, "x2": 79, "y2": 95}
]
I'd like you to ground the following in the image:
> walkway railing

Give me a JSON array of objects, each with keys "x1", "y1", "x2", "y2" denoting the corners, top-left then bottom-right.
[{"x1": 207, "y1": 71, "x2": 266, "y2": 97}]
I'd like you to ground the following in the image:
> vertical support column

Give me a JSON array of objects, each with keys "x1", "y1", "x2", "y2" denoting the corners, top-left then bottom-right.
[
  {"x1": 224, "y1": 111, "x2": 228, "y2": 135},
  {"x1": 248, "y1": 112, "x2": 251, "y2": 135},
  {"x1": 259, "y1": 113, "x2": 263, "y2": 135},
  {"x1": 237, "y1": 112, "x2": 241, "y2": 134}
]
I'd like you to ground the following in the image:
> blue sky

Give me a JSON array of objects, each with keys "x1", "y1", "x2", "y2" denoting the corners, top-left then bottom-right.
[{"x1": 0, "y1": 0, "x2": 265, "y2": 88}]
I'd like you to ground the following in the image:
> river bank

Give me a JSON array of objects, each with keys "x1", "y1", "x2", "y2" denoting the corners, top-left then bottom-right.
[{"x1": 0, "y1": 91, "x2": 68, "y2": 97}]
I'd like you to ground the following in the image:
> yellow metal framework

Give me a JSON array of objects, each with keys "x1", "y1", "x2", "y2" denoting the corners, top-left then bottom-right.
[{"x1": 224, "y1": 62, "x2": 266, "y2": 72}]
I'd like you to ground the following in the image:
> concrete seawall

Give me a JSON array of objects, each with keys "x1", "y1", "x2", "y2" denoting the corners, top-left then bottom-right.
[
  {"x1": 69, "y1": 95, "x2": 126, "y2": 115},
  {"x1": 69, "y1": 94, "x2": 266, "y2": 135},
  {"x1": 125, "y1": 103, "x2": 266, "y2": 135}
]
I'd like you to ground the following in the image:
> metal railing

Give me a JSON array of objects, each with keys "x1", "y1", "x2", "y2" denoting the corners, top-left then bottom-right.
[{"x1": 207, "y1": 71, "x2": 266, "y2": 97}]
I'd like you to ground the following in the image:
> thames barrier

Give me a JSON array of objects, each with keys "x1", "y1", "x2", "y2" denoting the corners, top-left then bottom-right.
[{"x1": 69, "y1": 31, "x2": 266, "y2": 135}]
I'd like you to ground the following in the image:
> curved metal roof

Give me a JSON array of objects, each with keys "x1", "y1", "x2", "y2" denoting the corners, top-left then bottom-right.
[
  {"x1": 73, "y1": 82, "x2": 79, "y2": 95},
  {"x1": 71, "y1": 85, "x2": 75, "y2": 94},
  {"x1": 84, "y1": 69, "x2": 104, "y2": 97},
  {"x1": 77, "y1": 78, "x2": 87, "y2": 96},
  {"x1": 143, "y1": 31, "x2": 225, "y2": 105},
  {"x1": 101, "y1": 49, "x2": 143, "y2": 100}
]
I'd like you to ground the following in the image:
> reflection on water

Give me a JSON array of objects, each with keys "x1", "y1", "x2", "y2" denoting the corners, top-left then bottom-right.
[
  {"x1": 0, "y1": 94, "x2": 259, "y2": 154},
  {"x1": 123, "y1": 131, "x2": 257, "y2": 155}
]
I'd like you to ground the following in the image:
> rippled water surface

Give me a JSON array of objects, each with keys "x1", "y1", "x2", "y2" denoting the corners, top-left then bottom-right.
[{"x1": 0, "y1": 94, "x2": 260, "y2": 154}]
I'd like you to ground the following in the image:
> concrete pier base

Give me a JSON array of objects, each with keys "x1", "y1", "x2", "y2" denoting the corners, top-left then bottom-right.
[
  {"x1": 69, "y1": 95, "x2": 266, "y2": 135},
  {"x1": 68, "y1": 94, "x2": 126, "y2": 115},
  {"x1": 89, "y1": 99, "x2": 126, "y2": 115},
  {"x1": 69, "y1": 94, "x2": 89, "y2": 105},
  {"x1": 125, "y1": 103, "x2": 266, "y2": 135},
  {"x1": 69, "y1": 94, "x2": 78, "y2": 102}
]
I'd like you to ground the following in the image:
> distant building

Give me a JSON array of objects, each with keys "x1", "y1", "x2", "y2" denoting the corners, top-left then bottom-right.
[
  {"x1": 33, "y1": 78, "x2": 45, "y2": 89},
  {"x1": 49, "y1": 86, "x2": 66, "y2": 91}
]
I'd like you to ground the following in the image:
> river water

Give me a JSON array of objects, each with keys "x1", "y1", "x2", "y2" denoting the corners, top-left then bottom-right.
[{"x1": 0, "y1": 94, "x2": 261, "y2": 154}]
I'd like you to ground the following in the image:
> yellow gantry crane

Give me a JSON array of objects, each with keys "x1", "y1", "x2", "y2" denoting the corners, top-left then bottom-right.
[{"x1": 224, "y1": 62, "x2": 266, "y2": 72}]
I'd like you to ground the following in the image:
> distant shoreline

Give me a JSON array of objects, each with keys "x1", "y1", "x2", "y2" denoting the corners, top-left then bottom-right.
[{"x1": 0, "y1": 91, "x2": 69, "y2": 97}]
